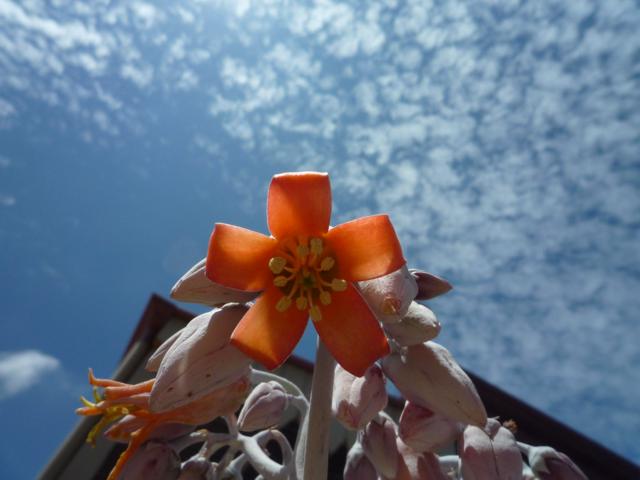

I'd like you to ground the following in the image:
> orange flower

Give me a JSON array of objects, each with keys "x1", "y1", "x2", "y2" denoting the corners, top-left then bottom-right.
[
  {"x1": 77, "y1": 369, "x2": 249, "y2": 480},
  {"x1": 206, "y1": 172, "x2": 406, "y2": 376}
]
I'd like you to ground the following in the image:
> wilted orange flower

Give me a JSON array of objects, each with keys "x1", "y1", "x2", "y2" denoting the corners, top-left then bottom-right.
[
  {"x1": 76, "y1": 369, "x2": 248, "y2": 480},
  {"x1": 206, "y1": 172, "x2": 406, "y2": 376}
]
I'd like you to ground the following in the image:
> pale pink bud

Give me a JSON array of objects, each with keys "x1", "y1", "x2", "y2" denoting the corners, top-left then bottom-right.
[
  {"x1": 150, "y1": 304, "x2": 252, "y2": 412},
  {"x1": 395, "y1": 438, "x2": 448, "y2": 480},
  {"x1": 360, "y1": 415, "x2": 399, "y2": 478},
  {"x1": 332, "y1": 364, "x2": 388, "y2": 430},
  {"x1": 459, "y1": 419, "x2": 523, "y2": 480},
  {"x1": 170, "y1": 258, "x2": 258, "y2": 307},
  {"x1": 383, "y1": 302, "x2": 441, "y2": 346},
  {"x1": 120, "y1": 441, "x2": 180, "y2": 480},
  {"x1": 237, "y1": 381, "x2": 289, "y2": 432},
  {"x1": 359, "y1": 265, "x2": 418, "y2": 323},
  {"x1": 398, "y1": 401, "x2": 459, "y2": 452},
  {"x1": 344, "y1": 442, "x2": 378, "y2": 480},
  {"x1": 528, "y1": 446, "x2": 588, "y2": 480},
  {"x1": 382, "y1": 342, "x2": 487, "y2": 426},
  {"x1": 410, "y1": 269, "x2": 453, "y2": 300},
  {"x1": 178, "y1": 457, "x2": 215, "y2": 480}
]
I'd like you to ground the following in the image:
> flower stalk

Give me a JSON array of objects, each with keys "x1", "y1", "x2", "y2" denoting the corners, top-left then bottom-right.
[{"x1": 298, "y1": 339, "x2": 336, "y2": 480}]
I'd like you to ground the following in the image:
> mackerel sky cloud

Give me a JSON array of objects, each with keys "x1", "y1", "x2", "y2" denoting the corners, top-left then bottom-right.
[{"x1": 0, "y1": 0, "x2": 638, "y2": 476}]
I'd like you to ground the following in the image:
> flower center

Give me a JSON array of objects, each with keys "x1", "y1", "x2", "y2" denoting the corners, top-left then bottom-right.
[{"x1": 268, "y1": 236, "x2": 347, "y2": 322}]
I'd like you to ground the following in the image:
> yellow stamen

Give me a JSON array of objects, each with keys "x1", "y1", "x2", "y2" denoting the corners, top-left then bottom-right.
[
  {"x1": 310, "y1": 305, "x2": 322, "y2": 322},
  {"x1": 273, "y1": 275, "x2": 289, "y2": 287},
  {"x1": 276, "y1": 297, "x2": 292, "y2": 312},
  {"x1": 319, "y1": 291, "x2": 332, "y2": 306},
  {"x1": 296, "y1": 296, "x2": 308, "y2": 310},
  {"x1": 269, "y1": 257, "x2": 287, "y2": 274},
  {"x1": 296, "y1": 244, "x2": 309, "y2": 258},
  {"x1": 310, "y1": 237, "x2": 323, "y2": 255},
  {"x1": 319, "y1": 257, "x2": 335, "y2": 271},
  {"x1": 331, "y1": 278, "x2": 347, "y2": 291}
]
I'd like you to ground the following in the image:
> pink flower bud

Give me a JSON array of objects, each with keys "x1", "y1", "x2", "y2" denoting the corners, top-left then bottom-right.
[
  {"x1": 528, "y1": 446, "x2": 588, "y2": 480},
  {"x1": 459, "y1": 419, "x2": 523, "y2": 480},
  {"x1": 382, "y1": 342, "x2": 487, "y2": 426},
  {"x1": 360, "y1": 415, "x2": 399, "y2": 478},
  {"x1": 332, "y1": 364, "x2": 388, "y2": 430},
  {"x1": 120, "y1": 441, "x2": 180, "y2": 480},
  {"x1": 150, "y1": 305, "x2": 252, "y2": 413},
  {"x1": 359, "y1": 265, "x2": 418, "y2": 323},
  {"x1": 383, "y1": 302, "x2": 441, "y2": 346},
  {"x1": 410, "y1": 269, "x2": 452, "y2": 300},
  {"x1": 178, "y1": 457, "x2": 215, "y2": 480},
  {"x1": 398, "y1": 401, "x2": 459, "y2": 452},
  {"x1": 395, "y1": 439, "x2": 448, "y2": 480},
  {"x1": 237, "y1": 381, "x2": 289, "y2": 432},
  {"x1": 170, "y1": 258, "x2": 258, "y2": 307},
  {"x1": 344, "y1": 442, "x2": 378, "y2": 480}
]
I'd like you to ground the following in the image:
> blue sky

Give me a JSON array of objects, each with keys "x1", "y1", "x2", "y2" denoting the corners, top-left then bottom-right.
[{"x1": 0, "y1": 0, "x2": 639, "y2": 477}]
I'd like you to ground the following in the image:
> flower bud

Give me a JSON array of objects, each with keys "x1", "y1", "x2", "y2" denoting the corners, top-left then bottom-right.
[
  {"x1": 344, "y1": 442, "x2": 378, "y2": 480},
  {"x1": 120, "y1": 441, "x2": 180, "y2": 480},
  {"x1": 459, "y1": 419, "x2": 523, "y2": 480},
  {"x1": 332, "y1": 364, "x2": 388, "y2": 430},
  {"x1": 382, "y1": 342, "x2": 487, "y2": 426},
  {"x1": 360, "y1": 415, "x2": 399, "y2": 478},
  {"x1": 178, "y1": 456, "x2": 215, "y2": 480},
  {"x1": 395, "y1": 438, "x2": 448, "y2": 480},
  {"x1": 398, "y1": 401, "x2": 459, "y2": 452},
  {"x1": 150, "y1": 304, "x2": 252, "y2": 413},
  {"x1": 527, "y1": 446, "x2": 588, "y2": 480},
  {"x1": 237, "y1": 381, "x2": 289, "y2": 432},
  {"x1": 170, "y1": 258, "x2": 259, "y2": 307},
  {"x1": 383, "y1": 302, "x2": 441, "y2": 346},
  {"x1": 410, "y1": 269, "x2": 452, "y2": 300},
  {"x1": 359, "y1": 265, "x2": 418, "y2": 323}
]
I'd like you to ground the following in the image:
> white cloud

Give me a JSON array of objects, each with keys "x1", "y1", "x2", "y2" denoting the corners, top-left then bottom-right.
[
  {"x1": 0, "y1": 0, "x2": 107, "y2": 51},
  {"x1": 0, "y1": 97, "x2": 16, "y2": 117},
  {"x1": 0, "y1": 194, "x2": 16, "y2": 206},
  {"x1": 0, "y1": 350, "x2": 61, "y2": 400},
  {"x1": 120, "y1": 63, "x2": 154, "y2": 88},
  {"x1": 130, "y1": 2, "x2": 161, "y2": 29}
]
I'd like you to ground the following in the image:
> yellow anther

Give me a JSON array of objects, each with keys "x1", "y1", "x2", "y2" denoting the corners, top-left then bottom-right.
[
  {"x1": 319, "y1": 291, "x2": 332, "y2": 306},
  {"x1": 296, "y1": 296, "x2": 308, "y2": 310},
  {"x1": 276, "y1": 297, "x2": 292, "y2": 312},
  {"x1": 320, "y1": 257, "x2": 335, "y2": 271},
  {"x1": 310, "y1": 305, "x2": 322, "y2": 322},
  {"x1": 296, "y1": 244, "x2": 309, "y2": 257},
  {"x1": 273, "y1": 276, "x2": 289, "y2": 287},
  {"x1": 310, "y1": 237, "x2": 323, "y2": 255},
  {"x1": 269, "y1": 257, "x2": 287, "y2": 274},
  {"x1": 331, "y1": 278, "x2": 348, "y2": 292}
]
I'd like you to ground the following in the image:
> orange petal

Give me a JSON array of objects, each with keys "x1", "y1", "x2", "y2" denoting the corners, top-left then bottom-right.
[
  {"x1": 230, "y1": 286, "x2": 308, "y2": 370},
  {"x1": 107, "y1": 423, "x2": 156, "y2": 480},
  {"x1": 326, "y1": 215, "x2": 406, "y2": 281},
  {"x1": 104, "y1": 379, "x2": 154, "y2": 401},
  {"x1": 314, "y1": 284, "x2": 390, "y2": 376},
  {"x1": 267, "y1": 172, "x2": 332, "y2": 239},
  {"x1": 207, "y1": 223, "x2": 278, "y2": 291}
]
